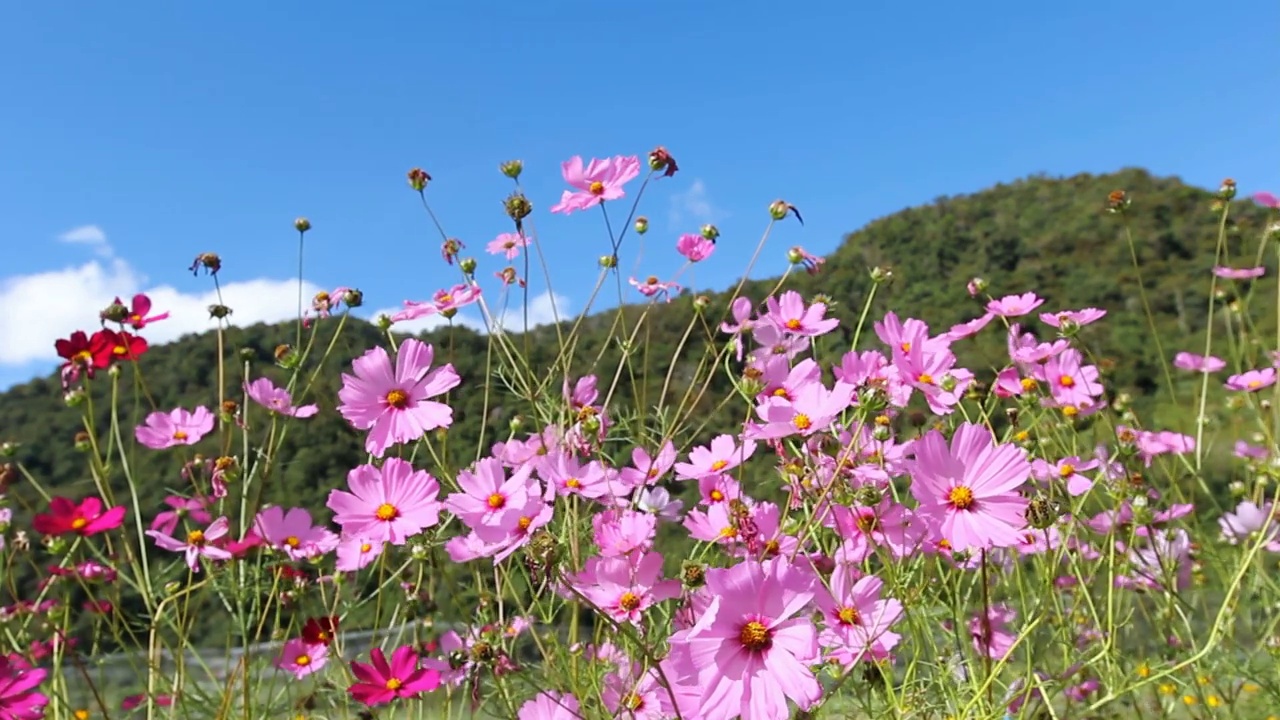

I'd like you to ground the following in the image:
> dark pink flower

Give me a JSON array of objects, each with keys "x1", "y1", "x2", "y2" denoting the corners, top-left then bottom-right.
[
  {"x1": 0, "y1": 653, "x2": 49, "y2": 719},
  {"x1": 32, "y1": 497, "x2": 126, "y2": 537},
  {"x1": 348, "y1": 645, "x2": 440, "y2": 706},
  {"x1": 676, "y1": 233, "x2": 715, "y2": 262}
]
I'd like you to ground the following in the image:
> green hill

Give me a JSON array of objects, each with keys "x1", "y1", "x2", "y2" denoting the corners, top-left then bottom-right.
[{"x1": 0, "y1": 167, "x2": 1272, "y2": 643}]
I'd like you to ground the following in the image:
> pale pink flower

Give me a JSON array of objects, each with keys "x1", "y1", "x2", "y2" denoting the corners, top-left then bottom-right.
[
  {"x1": 763, "y1": 290, "x2": 839, "y2": 337},
  {"x1": 446, "y1": 458, "x2": 537, "y2": 531},
  {"x1": 517, "y1": 691, "x2": 580, "y2": 720},
  {"x1": 565, "y1": 551, "x2": 680, "y2": 625},
  {"x1": 674, "y1": 435, "x2": 757, "y2": 480},
  {"x1": 1039, "y1": 307, "x2": 1106, "y2": 328},
  {"x1": 134, "y1": 407, "x2": 215, "y2": 449},
  {"x1": 1173, "y1": 352, "x2": 1226, "y2": 373},
  {"x1": 149, "y1": 496, "x2": 211, "y2": 536},
  {"x1": 1226, "y1": 368, "x2": 1276, "y2": 392},
  {"x1": 629, "y1": 275, "x2": 682, "y2": 302},
  {"x1": 276, "y1": 638, "x2": 328, "y2": 679},
  {"x1": 253, "y1": 506, "x2": 339, "y2": 560},
  {"x1": 244, "y1": 377, "x2": 318, "y2": 418},
  {"x1": 326, "y1": 458, "x2": 442, "y2": 545},
  {"x1": 336, "y1": 338, "x2": 460, "y2": 457},
  {"x1": 676, "y1": 233, "x2": 715, "y2": 262},
  {"x1": 814, "y1": 569, "x2": 904, "y2": 667},
  {"x1": 335, "y1": 534, "x2": 383, "y2": 572},
  {"x1": 986, "y1": 292, "x2": 1044, "y2": 318},
  {"x1": 747, "y1": 378, "x2": 855, "y2": 440},
  {"x1": 486, "y1": 232, "x2": 529, "y2": 260},
  {"x1": 1213, "y1": 266, "x2": 1266, "y2": 279},
  {"x1": 550, "y1": 155, "x2": 642, "y2": 214},
  {"x1": 907, "y1": 423, "x2": 1031, "y2": 552},
  {"x1": 1038, "y1": 349, "x2": 1103, "y2": 408},
  {"x1": 1219, "y1": 501, "x2": 1280, "y2": 551},
  {"x1": 146, "y1": 517, "x2": 233, "y2": 572},
  {"x1": 618, "y1": 442, "x2": 677, "y2": 489}
]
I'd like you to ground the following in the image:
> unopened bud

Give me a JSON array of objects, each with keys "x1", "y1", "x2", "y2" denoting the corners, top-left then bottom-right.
[
  {"x1": 459, "y1": 258, "x2": 477, "y2": 276},
  {"x1": 870, "y1": 266, "x2": 893, "y2": 284},
  {"x1": 693, "y1": 294, "x2": 711, "y2": 312},
  {"x1": 273, "y1": 344, "x2": 293, "y2": 362},
  {"x1": 599, "y1": 254, "x2": 618, "y2": 269},
  {"x1": 376, "y1": 314, "x2": 394, "y2": 331},
  {"x1": 294, "y1": 217, "x2": 311, "y2": 233},
  {"x1": 1106, "y1": 190, "x2": 1130, "y2": 214},
  {"x1": 208, "y1": 304, "x2": 233, "y2": 320},
  {"x1": 872, "y1": 424, "x2": 891, "y2": 442},
  {"x1": 441, "y1": 308, "x2": 458, "y2": 320},
  {"x1": 634, "y1": 216, "x2": 649, "y2": 235},
  {"x1": 342, "y1": 288, "x2": 364, "y2": 308},
  {"x1": 508, "y1": 415, "x2": 525, "y2": 434},
  {"x1": 648, "y1": 146, "x2": 679, "y2": 176},
  {"x1": 64, "y1": 388, "x2": 86, "y2": 407},
  {"x1": 504, "y1": 192, "x2": 533, "y2": 225},
  {"x1": 769, "y1": 200, "x2": 789, "y2": 220},
  {"x1": 0, "y1": 442, "x2": 17, "y2": 458},
  {"x1": 99, "y1": 300, "x2": 129, "y2": 324},
  {"x1": 73, "y1": 432, "x2": 92, "y2": 452},
  {"x1": 680, "y1": 561, "x2": 706, "y2": 589},
  {"x1": 238, "y1": 348, "x2": 256, "y2": 364},
  {"x1": 700, "y1": 224, "x2": 720, "y2": 241},
  {"x1": 1218, "y1": 178, "x2": 1237, "y2": 200},
  {"x1": 853, "y1": 484, "x2": 883, "y2": 506},
  {"x1": 407, "y1": 168, "x2": 431, "y2": 192},
  {"x1": 499, "y1": 160, "x2": 523, "y2": 179}
]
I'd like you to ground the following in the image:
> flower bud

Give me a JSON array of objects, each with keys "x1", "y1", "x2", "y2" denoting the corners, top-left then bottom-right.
[
  {"x1": 599, "y1": 254, "x2": 618, "y2": 269},
  {"x1": 499, "y1": 160, "x2": 523, "y2": 179},
  {"x1": 1218, "y1": 178, "x2": 1237, "y2": 200},
  {"x1": 504, "y1": 192, "x2": 533, "y2": 225},
  {"x1": 853, "y1": 484, "x2": 883, "y2": 507},
  {"x1": 872, "y1": 424, "x2": 891, "y2": 442},
  {"x1": 238, "y1": 348, "x2": 256, "y2": 364},
  {"x1": 680, "y1": 561, "x2": 706, "y2": 589},
  {"x1": 342, "y1": 288, "x2": 364, "y2": 308},
  {"x1": 73, "y1": 431, "x2": 92, "y2": 452},
  {"x1": 407, "y1": 168, "x2": 431, "y2": 191},
  {"x1": 376, "y1": 313, "x2": 394, "y2": 331},
  {"x1": 409, "y1": 543, "x2": 430, "y2": 561},
  {"x1": 508, "y1": 415, "x2": 525, "y2": 434},
  {"x1": 273, "y1": 344, "x2": 293, "y2": 363},
  {"x1": 700, "y1": 224, "x2": 720, "y2": 241},
  {"x1": 1105, "y1": 190, "x2": 1130, "y2": 214},
  {"x1": 164, "y1": 581, "x2": 182, "y2": 596},
  {"x1": 769, "y1": 200, "x2": 789, "y2": 220},
  {"x1": 869, "y1": 266, "x2": 893, "y2": 284},
  {"x1": 208, "y1": 304, "x2": 233, "y2": 320},
  {"x1": 99, "y1": 300, "x2": 129, "y2": 325},
  {"x1": 0, "y1": 442, "x2": 17, "y2": 459},
  {"x1": 459, "y1": 257, "x2": 477, "y2": 276},
  {"x1": 634, "y1": 216, "x2": 649, "y2": 235},
  {"x1": 294, "y1": 217, "x2": 311, "y2": 233},
  {"x1": 648, "y1": 146, "x2": 679, "y2": 176},
  {"x1": 693, "y1": 294, "x2": 711, "y2": 312},
  {"x1": 967, "y1": 277, "x2": 988, "y2": 296},
  {"x1": 441, "y1": 308, "x2": 458, "y2": 320},
  {"x1": 189, "y1": 252, "x2": 222, "y2": 276},
  {"x1": 64, "y1": 388, "x2": 86, "y2": 407}
]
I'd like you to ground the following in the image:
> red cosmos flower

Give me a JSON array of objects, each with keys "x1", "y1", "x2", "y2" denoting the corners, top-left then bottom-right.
[
  {"x1": 32, "y1": 497, "x2": 126, "y2": 538},
  {"x1": 54, "y1": 330, "x2": 113, "y2": 385},
  {"x1": 91, "y1": 329, "x2": 148, "y2": 367},
  {"x1": 302, "y1": 616, "x2": 339, "y2": 646}
]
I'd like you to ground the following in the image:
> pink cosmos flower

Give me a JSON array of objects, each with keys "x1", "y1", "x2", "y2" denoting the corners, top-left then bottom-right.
[
  {"x1": 119, "y1": 693, "x2": 174, "y2": 711},
  {"x1": 602, "y1": 665, "x2": 672, "y2": 719},
  {"x1": 763, "y1": 290, "x2": 839, "y2": 337},
  {"x1": 629, "y1": 275, "x2": 682, "y2": 302},
  {"x1": 1032, "y1": 456, "x2": 1099, "y2": 497},
  {"x1": 1219, "y1": 501, "x2": 1280, "y2": 551},
  {"x1": 592, "y1": 508, "x2": 657, "y2": 557},
  {"x1": 618, "y1": 441, "x2": 677, "y2": 489},
  {"x1": 969, "y1": 604, "x2": 1017, "y2": 660},
  {"x1": 1226, "y1": 368, "x2": 1277, "y2": 392},
  {"x1": 1213, "y1": 266, "x2": 1266, "y2": 280},
  {"x1": 1173, "y1": 352, "x2": 1226, "y2": 373},
  {"x1": 538, "y1": 451, "x2": 617, "y2": 500},
  {"x1": 392, "y1": 285, "x2": 483, "y2": 323},
  {"x1": 1039, "y1": 307, "x2": 1106, "y2": 328},
  {"x1": 1038, "y1": 349, "x2": 1103, "y2": 408},
  {"x1": 446, "y1": 458, "x2": 537, "y2": 531},
  {"x1": 1117, "y1": 529, "x2": 1193, "y2": 592},
  {"x1": 828, "y1": 500, "x2": 925, "y2": 563},
  {"x1": 814, "y1": 569, "x2": 904, "y2": 667},
  {"x1": 32, "y1": 497, "x2": 127, "y2": 538},
  {"x1": 486, "y1": 232, "x2": 529, "y2": 260},
  {"x1": 517, "y1": 691, "x2": 580, "y2": 720},
  {"x1": 941, "y1": 313, "x2": 994, "y2": 341},
  {"x1": 0, "y1": 654, "x2": 49, "y2": 719},
  {"x1": 336, "y1": 338, "x2": 460, "y2": 457},
  {"x1": 335, "y1": 534, "x2": 384, "y2": 572},
  {"x1": 1235, "y1": 440, "x2": 1269, "y2": 460},
  {"x1": 1254, "y1": 191, "x2": 1280, "y2": 208},
  {"x1": 120, "y1": 293, "x2": 169, "y2": 330},
  {"x1": 665, "y1": 559, "x2": 822, "y2": 720},
  {"x1": 720, "y1": 296, "x2": 757, "y2": 361},
  {"x1": 549, "y1": 155, "x2": 642, "y2": 215},
  {"x1": 146, "y1": 517, "x2": 233, "y2": 572},
  {"x1": 565, "y1": 551, "x2": 680, "y2": 625},
  {"x1": 676, "y1": 233, "x2": 715, "y2": 262},
  {"x1": 244, "y1": 377, "x2": 318, "y2": 418},
  {"x1": 748, "y1": 379, "x2": 855, "y2": 440},
  {"x1": 275, "y1": 638, "x2": 328, "y2": 679},
  {"x1": 907, "y1": 423, "x2": 1031, "y2": 552},
  {"x1": 986, "y1": 291, "x2": 1045, "y2": 318},
  {"x1": 150, "y1": 496, "x2": 211, "y2": 536},
  {"x1": 134, "y1": 407, "x2": 215, "y2": 449},
  {"x1": 348, "y1": 645, "x2": 441, "y2": 707},
  {"x1": 327, "y1": 458, "x2": 441, "y2": 546},
  {"x1": 674, "y1": 435, "x2": 757, "y2": 480},
  {"x1": 253, "y1": 506, "x2": 339, "y2": 560}
]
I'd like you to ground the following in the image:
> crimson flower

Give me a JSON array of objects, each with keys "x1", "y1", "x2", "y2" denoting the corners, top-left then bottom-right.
[
  {"x1": 92, "y1": 329, "x2": 148, "y2": 367},
  {"x1": 32, "y1": 497, "x2": 127, "y2": 537},
  {"x1": 54, "y1": 330, "x2": 112, "y2": 385}
]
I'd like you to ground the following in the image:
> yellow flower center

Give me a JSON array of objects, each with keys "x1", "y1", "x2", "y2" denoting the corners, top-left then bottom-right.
[
  {"x1": 1062, "y1": 405, "x2": 1079, "y2": 417},
  {"x1": 900, "y1": 341, "x2": 912, "y2": 352},
  {"x1": 71, "y1": 517, "x2": 89, "y2": 530},
  {"x1": 1020, "y1": 377, "x2": 1038, "y2": 391},
  {"x1": 710, "y1": 459, "x2": 728, "y2": 471},
  {"x1": 618, "y1": 592, "x2": 641, "y2": 611},
  {"x1": 295, "y1": 653, "x2": 311, "y2": 666},
  {"x1": 588, "y1": 181, "x2": 606, "y2": 195},
  {"x1": 486, "y1": 493, "x2": 506, "y2": 509},
  {"x1": 172, "y1": 430, "x2": 189, "y2": 441},
  {"x1": 187, "y1": 530, "x2": 206, "y2": 546},
  {"x1": 739, "y1": 620, "x2": 771, "y2": 651},
  {"x1": 73, "y1": 350, "x2": 93, "y2": 364},
  {"x1": 856, "y1": 513, "x2": 878, "y2": 533},
  {"x1": 517, "y1": 516, "x2": 532, "y2": 531},
  {"x1": 771, "y1": 387, "x2": 789, "y2": 397},
  {"x1": 385, "y1": 677, "x2": 403, "y2": 691},
  {"x1": 1058, "y1": 464, "x2": 1076, "y2": 478},
  {"x1": 719, "y1": 526, "x2": 738, "y2": 539},
  {"x1": 285, "y1": 536, "x2": 300, "y2": 548},
  {"x1": 385, "y1": 388, "x2": 410, "y2": 409},
  {"x1": 375, "y1": 503, "x2": 399, "y2": 521},
  {"x1": 837, "y1": 606, "x2": 862, "y2": 625},
  {"x1": 74, "y1": 711, "x2": 90, "y2": 720},
  {"x1": 623, "y1": 692, "x2": 644, "y2": 710},
  {"x1": 709, "y1": 489, "x2": 725, "y2": 502},
  {"x1": 1249, "y1": 379, "x2": 1262, "y2": 388},
  {"x1": 792, "y1": 414, "x2": 812, "y2": 431},
  {"x1": 112, "y1": 345, "x2": 128, "y2": 356},
  {"x1": 917, "y1": 373, "x2": 934, "y2": 385},
  {"x1": 1058, "y1": 374, "x2": 1075, "y2": 388},
  {"x1": 784, "y1": 318, "x2": 802, "y2": 330},
  {"x1": 948, "y1": 486, "x2": 975, "y2": 510},
  {"x1": 360, "y1": 542, "x2": 372, "y2": 553},
  {"x1": 565, "y1": 477, "x2": 581, "y2": 489}
]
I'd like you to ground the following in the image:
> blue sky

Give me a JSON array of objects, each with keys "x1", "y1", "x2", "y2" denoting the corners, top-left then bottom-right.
[{"x1": 1, "y1": 1, "x2": 1277, "y2": 390}]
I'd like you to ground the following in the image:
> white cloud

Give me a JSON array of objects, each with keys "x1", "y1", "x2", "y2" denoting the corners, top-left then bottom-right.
[
  {"x1": 0, "y1": 256, "x2": 321, "y2": 367},
  {"x1": 667, "y1": 179, "x2": 724, "y2": 229},
  {"x1": 57, "y1": 225, "x2": 112, "y2": 257},
  {"x1": 372, "y1": 291, "x2": 570, "y2": 336}
]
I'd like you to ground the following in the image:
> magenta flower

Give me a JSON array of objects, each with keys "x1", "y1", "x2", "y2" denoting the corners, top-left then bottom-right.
[
  {"x1": 565, "y1": 551, "x2": 680, "y2": 625},
  {"x1": 253, "y1": 506, "x2": 339, "y2": 560},
  {"x1": 676, "y1": 233, "x2": 715, "y2": 262},
  {"x1": 348, "y1": 645, "x2": 441, "y2": 707},
  {"x1": 1173, "y1": 352, "x2": 1226, "y2": 373},
  {"x1": 665, "y1": 559, "x2": 822, "y2": 720},
  {"x1": 1225, "y1": 368, "x2": 1277, "y2": 392},
  {"x1": 486, "y1": 232, "x2": 529, "y2": 260},
  {"x1": 134, "y1": 406, "x2": 215, "y2": 449},
  {"x1": 814, "y1": 569, "x2": 904, "y2": 667},
  {"x1": 337, "y1": 338, "x2": 460, "y2": 457},
  {"x1": 327, "y1": 458, "x2": 441, "y2": 546},
  {"x1": 549, "y1": 155, "x2": 641, "y2": 215},
  {"x1": 32, "y1": 497, "x2": 127, "y2": 538},
  {"x1": 275, "y1": 638, "x2": 329, "y2": 679},
  {"x1": 244, "y1": 377, "x2": 318, "y2": 418},
  {"x1": 0, "y1": 654, "x2": 48, "y2": 720},
  {"x1": 907, "y1": 423, "x2": 1031, "y2": 552},
  {"x1": 764, "y1": 290, "x2": 839, "y2": 337},
  {"x1": 986, "y1": 291, "x2": 1044, "y2": 318},
  {"x1": 146, "y1": 517, "x2": 233, "y2": 573},
  {"x1": 1254, "y1": 191, "x2": 1280, "y2": 208},
  {"x1": 150, "y1": 495, "x2": 211, "y2": 536},
  {"x1": 1213, "y1": 266, "x2": 1266, "y2": 280},
  {"x1": 122, "y1": 293, "x2": 169, "y2": 330}
]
